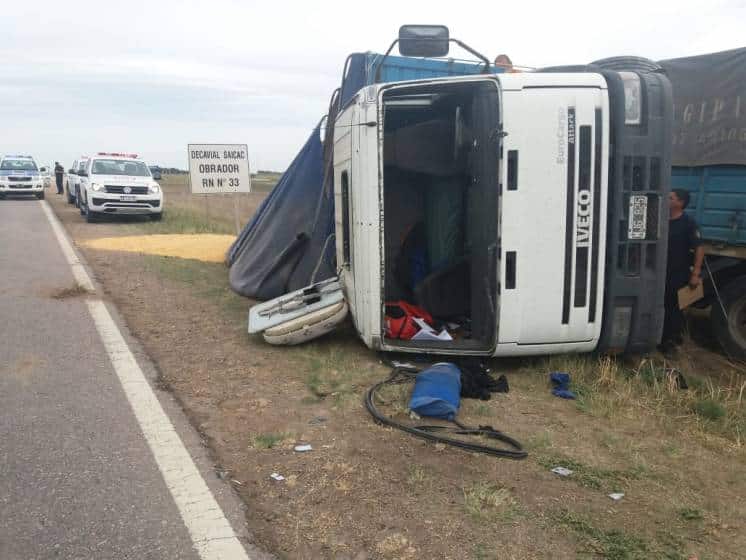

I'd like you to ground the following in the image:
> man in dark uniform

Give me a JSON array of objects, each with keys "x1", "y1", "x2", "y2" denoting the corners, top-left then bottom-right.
[
  {"x1": 54, "y1": 161, "x2": 64, "y2": 195},
  {"x1": 660, "y1": 188, "x2": 705, "y2": 352}
]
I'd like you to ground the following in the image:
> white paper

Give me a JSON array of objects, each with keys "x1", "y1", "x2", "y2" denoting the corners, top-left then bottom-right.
[
  {"x1": 551, "y1": 466, "x2": 574, "y2": 477},
  {"x1": 270, "y1": 473, "x2": 285, "y2": 481},
  {"x1": 608, "y1": 493, "x2": 625, "y2": 501},
  {"x1": 294, "y1": 444, "x2": 313, "y2": 452},
  {"x1": 411, "y1": 317, "x2": 453, "y2": 341}
]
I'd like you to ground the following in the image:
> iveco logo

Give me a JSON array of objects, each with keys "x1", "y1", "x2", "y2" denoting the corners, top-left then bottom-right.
[
  {"x1": 576, "y1": 190, "x2": 591, "y2": 247},
  {"x1": 123, "y1": 186, "x2": 132, "y2": 194}
]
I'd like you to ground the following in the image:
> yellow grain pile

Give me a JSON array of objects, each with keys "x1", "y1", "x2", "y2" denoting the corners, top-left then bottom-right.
[{"x1": 83, "y1": 234, "x2": 236, "y2": 263}]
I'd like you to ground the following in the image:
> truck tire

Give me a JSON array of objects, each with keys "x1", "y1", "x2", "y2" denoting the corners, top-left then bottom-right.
[
  {"x1": 150, "y1": 212, "x2": 163, "y2": 221},
  {"x1": 75, "y1": 187, "x2": 81, "y2": 209},
  {"x1": 36, "y1": 191, "x2": 45, "y2": 200},
  {"x1": 84, "y1": 203, "x2": 98, "y2": 223},
  {"x1": 710, "y1": 276, "x2": 746, "y2": 361},
  {"x1": 67, "y1": 185, "x2": 74, "y2": 204}
]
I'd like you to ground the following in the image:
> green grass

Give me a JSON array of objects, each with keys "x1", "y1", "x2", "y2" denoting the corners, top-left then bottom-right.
[
  {"x1": 251, "y1": 432, "x2": 289, "y2": 449},
  {"x1": 552, "y1": 509, "x2": 651, "y2": 560},
  {"x1": 471, "y1": 543, "x2": 496, "y2": 560},
  {"x1": 526, "y1": 430, "x2": 553, "y2": 451},
  {"x1": 534, "y1": 354, "x2": 746, "y2": 444},
  {"x1": 132, "y1": 206, "x2": 234, "y2": 235},
  {"x1": 296, "y1": 343, "x2": 382, "y2": 410},
  {"x1": 473, "y1": 403, "x2": 492, "y2": 416},
  {"x1": 462, "y1": 482, "x2": 521, "y2": 523},
  {"x1": 406, "y1": 464, "x2": 428, "y2": 485},
  {"x1": 536, "y1": 453, "x2": 645, "y2": 491},
  {"x1": 142, "y1": 255, "x2": 247, "y2": 319},
  {"x1": 678, "y1": 507, "x2": 704, "y2": 521},
  {"x1": 692, "y1": 398, "x2": 726, "y2": 421}
]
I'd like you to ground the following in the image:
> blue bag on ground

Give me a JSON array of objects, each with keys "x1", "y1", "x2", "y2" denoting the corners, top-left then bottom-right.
[
  {"x1": 550, "y1": 371, "x2": 576, "y2": 399},
  {"x1": 409, "y1": 363, "x2": 462, "y2": 420}
]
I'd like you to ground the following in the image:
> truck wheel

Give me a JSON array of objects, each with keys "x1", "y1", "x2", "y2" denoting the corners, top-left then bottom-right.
[
  {"x1": 84, "y1": 203, "x2": 98, "y2": 223},
  {"x1": 36, "y1": 191, "x2": 45, "y2": 200},
  {"x1": 67, "y1": 186, "x2": 74, "y2": 204},
  {"x1": 150, "y1": 212, "x2": 163, "y2": 221},
  {"x1": 75, "y1": 187, "x2": 81, "y2": 209},
  {"x1": 710, "y1": 276, "x2": 746, "y2": 361}
]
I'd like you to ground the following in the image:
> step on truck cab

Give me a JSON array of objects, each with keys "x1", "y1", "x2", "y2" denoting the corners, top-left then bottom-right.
[{"x1": 332, "y1": 26, "x2": 673, "y2": 357}]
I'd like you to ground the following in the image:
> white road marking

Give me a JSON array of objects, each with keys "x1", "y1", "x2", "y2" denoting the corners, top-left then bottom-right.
[
  {"x1": 39, "y1": 200, "x2": 95, "y2": 292},
  {"x1": 40, "y1": 200, "x2": 251, "y2": 560}
]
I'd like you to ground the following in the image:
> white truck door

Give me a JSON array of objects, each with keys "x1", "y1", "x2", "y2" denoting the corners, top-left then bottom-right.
[{"x1": 498, "y1": 85, "x2": 609, "y2": 345}]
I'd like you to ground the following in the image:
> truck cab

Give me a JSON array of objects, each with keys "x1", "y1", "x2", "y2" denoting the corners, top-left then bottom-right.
[
  {"x1": 77, "y1": 153, "x2": 163, "y2": 222},
  {"x1": 332, "y1": 28, "x2": 672, "y2": 357},
  {"x1": 246, "y1": 26, "x2": 673, "y2": 357}
]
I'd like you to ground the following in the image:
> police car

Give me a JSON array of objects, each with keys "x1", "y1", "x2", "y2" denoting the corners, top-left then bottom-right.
[
  {"x1": 0, "y1": 155, "x2": 45, "y2": 200},
  {"x1": 66, "y1": 156, "x2": 89, "y2": 205},
  {"x1": 77, "y1": 153, "x2": 163, "y2": 222}
]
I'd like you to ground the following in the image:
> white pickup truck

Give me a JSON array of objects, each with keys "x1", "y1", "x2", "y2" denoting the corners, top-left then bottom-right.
[
  {"x1": 77, "y1": 153, "x2": 163, "y2": 222},
  {"x1": 0, "y1": 155, "x2": 45, "y2": 200},
  {"x1": 66, "y1": 157, "x2": 88, "y2": 205}
]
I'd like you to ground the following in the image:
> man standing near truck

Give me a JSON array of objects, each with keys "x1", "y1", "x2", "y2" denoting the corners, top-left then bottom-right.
[
  {"x1": 54, "y1": 161, "x2": 64, "y2": 195},
  {"x1": 660, "y1": 189, "x2": 705, "y2": 352}
]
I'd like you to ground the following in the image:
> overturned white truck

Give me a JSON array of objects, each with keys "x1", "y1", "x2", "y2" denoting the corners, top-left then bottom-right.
[{"x1": 244, "y1": 25, "x2": 673, "y2": 357}]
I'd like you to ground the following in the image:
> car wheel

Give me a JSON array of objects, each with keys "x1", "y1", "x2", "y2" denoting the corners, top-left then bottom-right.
[
  {"x1": 710, "y1": 275, "x2": 746, "y2": 361},
  {"x1": 150, "y1": 212, "x2": 163, "y2": 221},
  {"x1": 84, "y1": 202, "x2": 98, "y2": 223}
]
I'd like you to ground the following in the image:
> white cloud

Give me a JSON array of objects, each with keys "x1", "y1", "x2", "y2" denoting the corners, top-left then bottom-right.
[{"x1": 1, "y1": 0, "x2": 744, "y2": 170}]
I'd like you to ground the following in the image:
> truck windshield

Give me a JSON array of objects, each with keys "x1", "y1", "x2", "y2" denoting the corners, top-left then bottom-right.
[
  {"x1": 1, "y1": 159, "x2": 38, "y2": 171},
  {"x1": 91, "y1": 159, "x2": 150, "y2": 177}
]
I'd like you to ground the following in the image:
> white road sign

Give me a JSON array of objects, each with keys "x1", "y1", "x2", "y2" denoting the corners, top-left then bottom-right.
[{"x1": 188, "y1": 144, "x2": 251, "y2": 194}]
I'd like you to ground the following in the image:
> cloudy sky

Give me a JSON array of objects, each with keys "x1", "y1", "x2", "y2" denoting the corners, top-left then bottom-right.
[{"x1": 1, "y1": 0, "x2": 744, "y2": 171}]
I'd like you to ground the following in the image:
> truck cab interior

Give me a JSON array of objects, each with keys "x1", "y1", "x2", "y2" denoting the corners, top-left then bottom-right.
[{"x1": 381, "y1": 79, "x2": 500, "y2": 352}]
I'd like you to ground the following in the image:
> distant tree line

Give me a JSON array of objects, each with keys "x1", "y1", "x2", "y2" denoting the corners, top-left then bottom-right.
[{"x1": 148, "y1": 166, "x2": 282, "y2": 175}]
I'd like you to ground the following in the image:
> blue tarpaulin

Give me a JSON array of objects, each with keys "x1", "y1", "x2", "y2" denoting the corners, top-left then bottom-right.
[{"x1": 227, "y1": 52, "x2": 496, "y2": 299}]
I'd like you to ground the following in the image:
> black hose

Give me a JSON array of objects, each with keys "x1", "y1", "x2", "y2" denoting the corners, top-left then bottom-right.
[{"x1": 364, "y1": 368, "x2": 528, "y2": 460}]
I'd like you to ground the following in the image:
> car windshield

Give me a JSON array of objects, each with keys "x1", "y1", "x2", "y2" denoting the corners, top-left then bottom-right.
[
  {"x1": 91, "y1": 159, "x2": 150, "y2": 177},
  {"x1": 1, "y1": 158, "x2": 38, "y2": 171}
]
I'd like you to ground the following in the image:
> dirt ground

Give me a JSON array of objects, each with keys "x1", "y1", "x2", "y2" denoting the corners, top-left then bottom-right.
[{"x1": 48, "y1": 191, "x2": 746, "y2": 560}]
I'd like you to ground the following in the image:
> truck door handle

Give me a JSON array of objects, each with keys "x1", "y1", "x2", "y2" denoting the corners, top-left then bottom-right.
[{"x1": 505, "y1": 251, "x2": 517, "y2": 289}]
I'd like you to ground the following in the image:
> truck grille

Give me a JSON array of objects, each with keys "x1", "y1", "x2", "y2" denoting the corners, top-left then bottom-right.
[
  {"x1": 9, "y1": 176, "x2": 32, "y2": 182},
  {"x1": 104, "y1": 185, "x2": 149, "y2": 194},
  {"x1": 616, "y1": 156, "x2": 664, "y2": 276}
]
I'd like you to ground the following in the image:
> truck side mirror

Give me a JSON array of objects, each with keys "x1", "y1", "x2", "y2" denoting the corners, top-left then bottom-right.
[
  {"x1": 398, "y1": 25, "x2": 449, "y2": 57},
  {"x1": 152, "y1": 171, "x2": 162, "y2": 180},
  {"x1": 68, "y1": 169, "x2": 76, "y2": 175},
  {"x1": 78, "y1": 170, "x2": 87, "y2": 177}
]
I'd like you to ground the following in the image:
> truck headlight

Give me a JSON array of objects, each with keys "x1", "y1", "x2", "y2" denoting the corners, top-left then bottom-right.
[
  {"x1": 91, "y1": 183, "x2": 104, "y2": 192},
  {"x1": 149, "y1": 184, "x2": 161, "y2": 194},
  {"x1": 619, "y1": 71, "x2": 642, "y2": 125}
]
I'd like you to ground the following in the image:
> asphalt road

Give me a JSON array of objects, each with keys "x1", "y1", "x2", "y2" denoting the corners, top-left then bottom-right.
[{"x1": 0, "y1": 198, "x2": 260, "y2": 560}]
